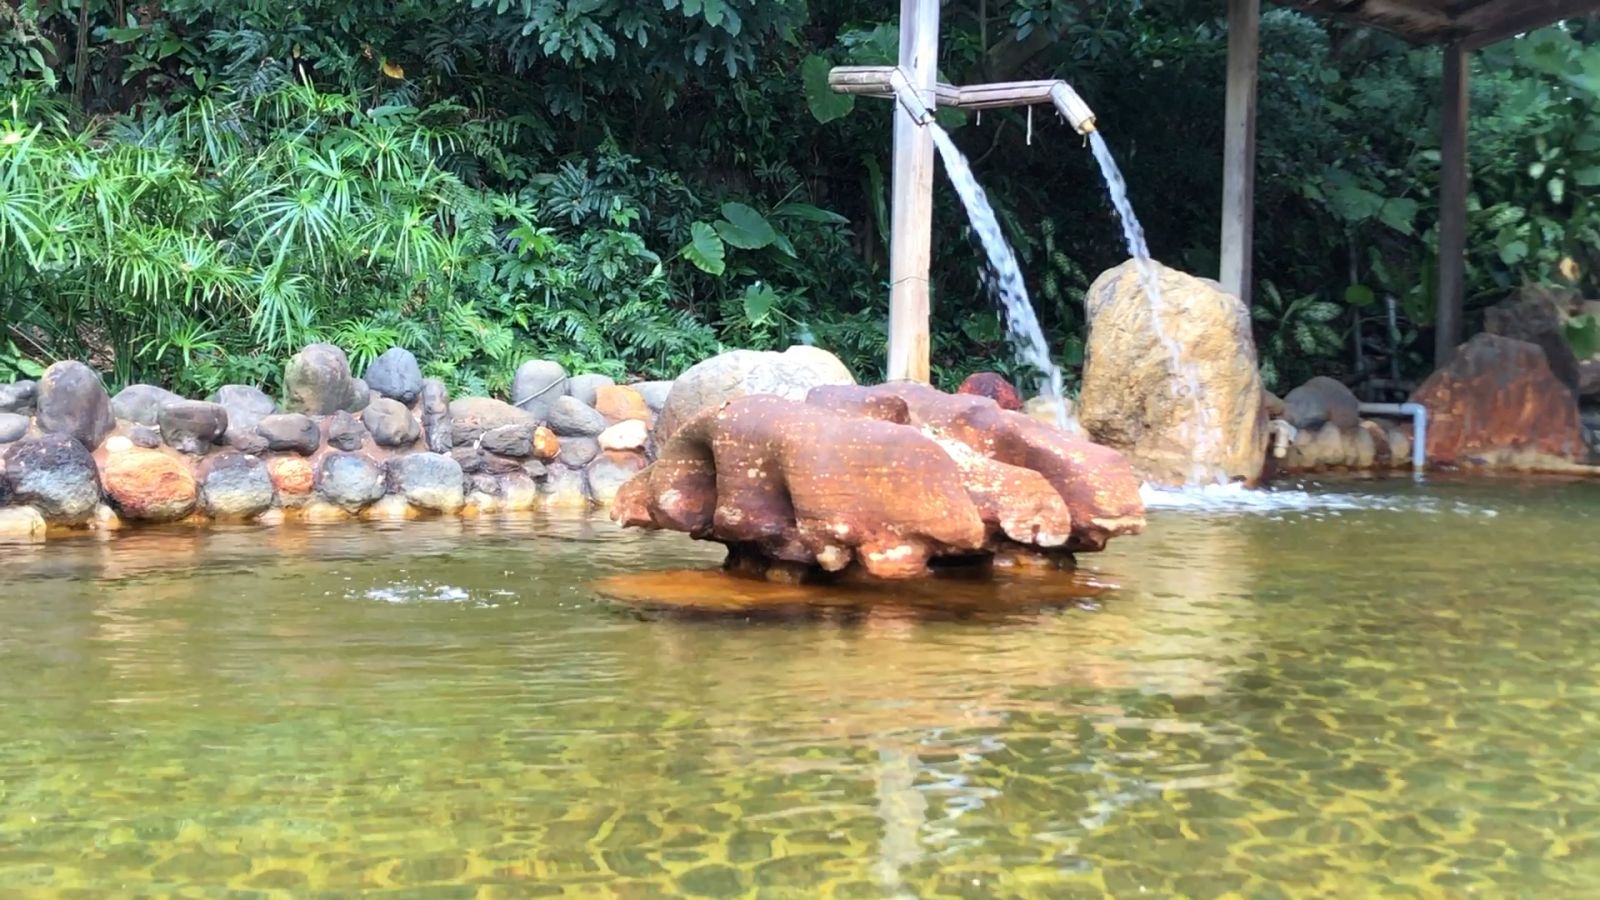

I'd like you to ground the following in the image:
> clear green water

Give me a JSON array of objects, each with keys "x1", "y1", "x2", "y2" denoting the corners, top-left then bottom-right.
[{"x1": 2, "y1": 477, "x2": 1599, "y2": 898}]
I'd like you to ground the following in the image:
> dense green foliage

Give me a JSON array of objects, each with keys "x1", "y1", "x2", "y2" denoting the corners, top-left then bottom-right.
[{"x1": 1, "y1": 2, "x2": 1597, "y2": 396}]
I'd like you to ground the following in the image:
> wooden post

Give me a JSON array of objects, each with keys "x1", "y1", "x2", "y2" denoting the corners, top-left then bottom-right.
[
  {"x1": 887, "y1": 0, "x2": 940, "y2": 383},
  {"x1": 1219, "y1": 0, "x2": 1260, "y2": 305},
  {"x1": 1435, "y1": 42, "x2": 1469, "y2": 366}
]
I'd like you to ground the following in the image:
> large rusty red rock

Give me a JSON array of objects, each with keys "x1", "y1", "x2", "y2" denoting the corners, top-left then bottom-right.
[
  {"x1": 613, "y1": 384, "x2": 1145, "y2": 578},
  {"x1": 101, "y1": 448, "x2": 197, "y2": 521},
  {"x1": 1412, "y1": 333, "x2": 1585, "y2": 466}
]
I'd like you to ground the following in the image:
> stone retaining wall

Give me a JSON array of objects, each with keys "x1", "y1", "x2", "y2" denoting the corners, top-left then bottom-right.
[
  {"x1": 0, "y1": 345, "x2": 670, "y2": 542},
  {"x1": 1, "y1": 342, "x2": 862, "y2": 543}
]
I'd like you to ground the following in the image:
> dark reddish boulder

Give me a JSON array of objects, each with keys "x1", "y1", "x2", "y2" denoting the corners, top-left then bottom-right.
[
  {"x1": 956, "y1": 372, "x2": 1023, "y2": 411},
  {"x1": 612, "y1": 384, "x2": 1144, "y2": 580},
  {"x1": 1413, "y1": 333, "x2": 1585, "y2": 466}
]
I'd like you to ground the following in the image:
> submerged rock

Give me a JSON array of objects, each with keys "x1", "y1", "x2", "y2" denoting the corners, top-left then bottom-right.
[
  {"x1": 36, "y1": 361, "x2": 115, "y2": 451},
  {"x1": 158, "y1": 400, "x2": 229, "y2": 455},
  {"x1": 387, "y1": 452, "x2": 465, "y2": 514},
  {"x1": 102, "y1": 448, "x2": 198, "y2": 522},
  {"x1": 657, "y1": 346, "x2": 856, "y2": 442},
  {"x1": 1078, "y1": 261, "x2": 1268, "y2": 485},
  {"x1": 0, "y1": 506, "x2": 46, "y2": 542},
  {"x1": 1413, "y1": 332, "x2": 1585, "y2": 466},
  {"x1": 316, "y1": 452, "x2": 386, "y2": 512},
  {"x1": 587, "y1": 450, "x2": 647, "y2": 504},
  {"x1": 199, "y1": 452, "x2": 275, "y2": 519},
  {"x1": 111, "y1": 384, "x2": 183, "y2": 426},
  {"x1": 2, "y1": 434, "x2": 103, "y2": 525},
  {"x1": 364, "y1": 347, "x2": 424, "y2": 406},
  {"x1": 541, "y1": 463, "x2": 590, "y2": 508}
]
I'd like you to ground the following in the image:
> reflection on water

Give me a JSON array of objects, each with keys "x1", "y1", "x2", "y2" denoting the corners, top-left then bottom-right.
[{"x1": 1, "y1": 477, "x2": 1599, "y2": 895}]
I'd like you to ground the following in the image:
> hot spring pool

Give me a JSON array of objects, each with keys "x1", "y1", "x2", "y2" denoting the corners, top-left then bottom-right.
[{"x1": 2, "y1": 476, "x2": 1598, "y2": 896}]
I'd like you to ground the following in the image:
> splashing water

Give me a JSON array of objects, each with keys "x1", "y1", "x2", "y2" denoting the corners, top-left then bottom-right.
[
  {"x1": 1088, "y1": 132, "x2": 1218, "y2": 485},
  {"x1": 927, "y1": 123, "x2": 1073, "y2": 432}
]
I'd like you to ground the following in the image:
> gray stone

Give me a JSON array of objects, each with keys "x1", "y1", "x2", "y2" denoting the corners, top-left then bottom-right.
[
  {"x1": 2, "y1": 434, "x2": 102, "y2": 524},
  {"x1": 547, "y1": 396, "x2": 608, "y2": 437},
  {"x1": 0, "y1": 506, "x2": 45, "y2": 542},
  {"x1": 511, "y1": 360, "x2": 569, "y2": 420},
  {"x1": 129, "y1": 425, "x2": 162, "y2": 449},
  {"x1": 450, "y1": 447, "x2": 486, "y2": 475},
  {"x1": 200, "y1": 452, "x2": 275, "y2": 519},
  {"x1": 631, "y1": 381, "x2": 673, "y2": 412},
  {"x1": 1283, "y1": 376, "x2": 1361, "y2": 432},
  {"x1": 158, "y1": 400, "x2": 229, "y2": 455},
  {"x1": 316, "y1": 452, "x2": 386, "y2": 512},
  {"x1": 567, "y1": 373, "x2": 615, "y2": 407},
  {"x1": 523, "y1": 459, "x2": 548, "y2": 479},
  {"x1": 480, "y1": 422, "x2": 536, "y2": 458},
  {"x1": 478, "y1": 452, "x2": 526, "y2": 475},
  {"x1": 557, "y1": 436, "x2": 600, "y2": 467},
  {"x1": 257, "y1": 414, "x2": 321, "y2": 455},
  {"x1": 598, "y1": 419, "x2": 648, "y2": 452},
  {"x1": 350, "y1": 377, "x2": 372, "y2": 412},
  {"x1": 364, "y1": 348, "x2": 424, "y2": 406},
  {"x1": 587, "y1": 450, "x2": 648, "y2": 504},
  {"x1": 210, "y1": 385, "x2": 277, "y2": 446},
  {"x1": 361, "y1": 398, "x2": 420, "y2": 448},
  {"x1": 540, "y1": 463, "x2": 590, "y2": 507},
  {"x1": 0, "y1": 413, "x2": 27, "y2": 444},
  {"x1": 284, "y1": 343, "x2": 362, "y2": 415},
  {"x1": 324, "y1": 410, "x2": 367, "y2": 451},
  {"x1": 36, "y1": 361, "x2": 115, "y2": 451},
  {"x1": 658, "y1": 346, "x2": 855, "y2": 441},
  {"x1": 1485, "y1": 285, "x2": 1582, "y2": 395},
  {"x1": 0, "y1": 380, "x2": 37, "y2": 415},
  {"x1": 421, "y1": 379, "x2": 451, "y2": 454},
  {"x1": 111, "y1": 384, "x2": 183, "y2": 426},
  {"x1": 230, "y1": 432, "x2": 269, "y2": 455},
  {"x1": 387, "y1": 452, "x2": 465, "y2": 513},
  {"x1": 449, "y1": 397, "x2": 536, "y2": 447}
]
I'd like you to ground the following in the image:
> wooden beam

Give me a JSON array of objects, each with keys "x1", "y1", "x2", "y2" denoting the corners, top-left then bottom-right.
[
  {"x1": 1435, "y1": 41, "x2": 1470, "y2": 365},
  {"x1": 1461, "y1": 0, "x2": 1600, "y2": 50},
  {"x1": 887, "y1": 0, "x2": 940, "y2": 384},
  {"x1": 1220, "y1": 0, "x2": 1260, "y2": 305}
]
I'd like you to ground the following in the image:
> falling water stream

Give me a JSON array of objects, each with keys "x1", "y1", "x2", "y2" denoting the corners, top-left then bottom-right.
[
  {"x1": 928, "y1": 118, "x2": 1220, "y2": 484},
  {"x1": 927, "y1": 124, "x2": 1072, "y2": 431}
]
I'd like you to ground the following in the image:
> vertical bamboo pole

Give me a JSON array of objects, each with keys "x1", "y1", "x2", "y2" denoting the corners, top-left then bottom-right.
[
  {"x1": 1219, "y1": 0, "x2": 1260, "y2": 305},
  {"x1": 1435, "y1": 42, "x2": 1469, "y2": 366},
  {"x1": 887, "y1": 0, "x2": 940, "y2": 383}
]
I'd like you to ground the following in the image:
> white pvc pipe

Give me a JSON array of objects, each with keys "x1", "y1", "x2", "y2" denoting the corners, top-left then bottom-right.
[{"x1": 1358, "y1": 402, "x2": 1428, "y2": 472}]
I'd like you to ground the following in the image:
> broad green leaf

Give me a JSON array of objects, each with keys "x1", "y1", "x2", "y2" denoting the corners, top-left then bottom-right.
[
  {"x1": 716, "y1": 202, "x2": 779, "y2": 250},
  {"x1": 774, "y1": 202, "x2": 849, "y2": 225},
  {"x1": 1377, "y1": 198, "x2": 1417, "y2": 235},
  {"x1": 1344, "y1": 284, "x2": 1376, "y2": 306},
  {"x1": 742, "y1": 283, "x2": 777, "y2": 324},
  {"x1": 1498, "y1": 239, "x2": 1529, "y2": 265},
  {"x1": 1548, "y1": 177, "x2": 1566, "y2": 204},
  {"x1": 802, "y1": 55, "x2": 854, "y2": 124},
  {"x1": 683, "y1": 221, "x2": 725, "y2": 275},
  {"x1": 1574, "y1": 167, "x2": 1600, "y2": 186},
  {"x1": 1566, "y1": 315, "x2": 1600, "y2": 358}
]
